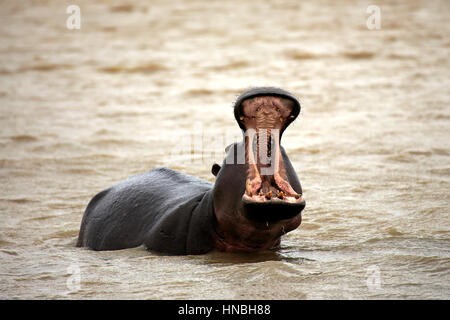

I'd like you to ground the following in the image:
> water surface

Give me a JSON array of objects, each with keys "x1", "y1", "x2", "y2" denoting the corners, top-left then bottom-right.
[{"x1": 0, "y1": 0, "x2": 449, "y2": 299}]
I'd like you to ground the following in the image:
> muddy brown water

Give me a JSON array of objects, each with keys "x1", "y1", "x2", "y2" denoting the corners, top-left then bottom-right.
[{"x1": 0, "y1": 0, "x2": 449, "y2": 299}]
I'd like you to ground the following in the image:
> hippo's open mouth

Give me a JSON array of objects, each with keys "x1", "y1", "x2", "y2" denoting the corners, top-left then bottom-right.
[{"x1": 237, "y1": 96, "x2": 305, "y2": 210}]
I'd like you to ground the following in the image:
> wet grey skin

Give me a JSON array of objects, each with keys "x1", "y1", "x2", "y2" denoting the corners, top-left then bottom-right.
[{"x1": 76, "y1": 87, "x2": 306, "y2": 255}]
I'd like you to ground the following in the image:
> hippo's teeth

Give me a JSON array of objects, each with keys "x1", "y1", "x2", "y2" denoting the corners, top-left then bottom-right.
[
  {"x1": 294, "y1": 194, "x2": 300, "y2": 199},
  {"x1": 265, "y1": 191, "x2": 272, "y2": 199},
  {"x1": 258, "y1": 190, "x2": 263, "y2": 196},
  {"x1": 277, "y1": 191, "x2": 285, "y2": 199}
]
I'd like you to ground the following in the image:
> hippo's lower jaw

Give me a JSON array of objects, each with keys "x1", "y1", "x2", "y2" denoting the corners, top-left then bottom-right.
[
  {"x1": 242, "y1": 167, "x2": 306, "y2": 222},
  {"x1": 242, "y1": 194, "x2": 306, "y2": 222}
]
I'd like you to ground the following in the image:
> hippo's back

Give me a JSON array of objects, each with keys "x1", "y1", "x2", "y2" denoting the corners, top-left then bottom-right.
[{"x1": 76, "y1": 167, "x2": 213, "y2": 252}]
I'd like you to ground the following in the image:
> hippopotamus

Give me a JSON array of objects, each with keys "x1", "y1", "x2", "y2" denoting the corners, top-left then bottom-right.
[{"x1": 76, "y1": 87, "x2": 306, "y2": 254}]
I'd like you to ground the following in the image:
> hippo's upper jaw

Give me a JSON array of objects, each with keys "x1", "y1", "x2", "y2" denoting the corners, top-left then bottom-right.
[{"x1": 236, "y1": 95, "x2": 306, "y2": 221}]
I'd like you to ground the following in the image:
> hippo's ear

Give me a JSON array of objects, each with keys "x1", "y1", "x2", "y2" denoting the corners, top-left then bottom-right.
[{"x1": 211, "y1": 163, "x2": 221, "y2": 177}]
